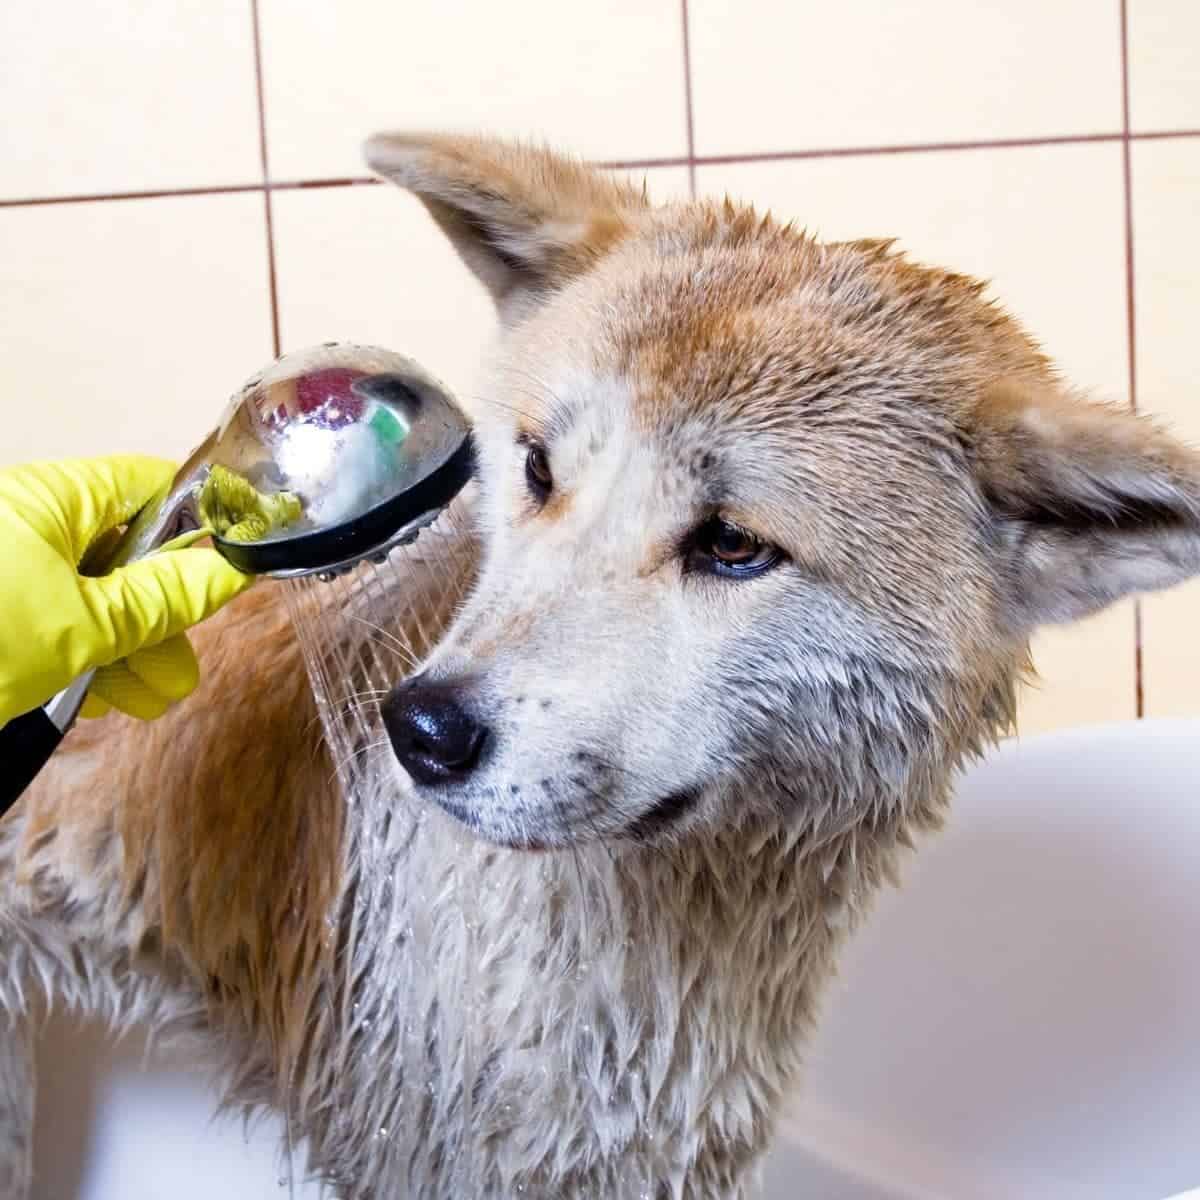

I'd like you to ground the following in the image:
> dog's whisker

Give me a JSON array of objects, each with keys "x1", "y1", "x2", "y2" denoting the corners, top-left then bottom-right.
[
  {"x1": 571, "y1": 781, "x2": 624, "y2": 869},
  {"x1": 463, "y1": 393, "x2": 539, "y2": 423},
  {"x1": 494, "y1": 361, "x2": 566, "y2": 405},
  {"x1": 348, "y1": 616, "x2": 420, "y2": 669},
  {"x1": 579, "y1": 802, "x2": 619, "y2": 871},
  {"x1": 567, "y1": 833, "x2": 591, "y2": 956},
  {"x1": 330, "y1": 687, "x2": 391, "y2": 705},
  {"x1": 578, "y1": 761, "x2": 684, "y2": 864},
  {"x1": 579, "y1": 776, "x2": 674, "y2": 867},
  {"x1": 325, "y1": 699, "x2": 386, "y2": 725},
  {"x1": 327, "y1": 737, "x2": 390, "y2": 785}
]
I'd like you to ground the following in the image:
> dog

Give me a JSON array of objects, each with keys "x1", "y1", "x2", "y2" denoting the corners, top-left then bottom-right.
[{"x1": 3, "y1": 131, "x2": 1199, "y2": 1198}]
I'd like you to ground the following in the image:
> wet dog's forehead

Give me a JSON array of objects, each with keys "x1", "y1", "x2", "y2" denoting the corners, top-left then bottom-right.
[
  {"x1": 505, "y1": 249, "x2": 968, "y2": 496},
  {"x1": 516, "y1": 245, "x2": 968, "y2": 473},
  {"x1": 588, "y1": 211, "x2": 1031, "y2": 441}
]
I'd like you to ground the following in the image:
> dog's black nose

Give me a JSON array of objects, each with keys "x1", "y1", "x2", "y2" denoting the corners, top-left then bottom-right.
[{"x1": 381, "y1": 679, "x2": 489, "y2": 785}]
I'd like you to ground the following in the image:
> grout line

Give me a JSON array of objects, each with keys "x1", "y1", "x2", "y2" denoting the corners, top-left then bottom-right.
[
  {"x1": 1120, "y1": 27, "x2": 1139, "y2": 420},
  {"x1": 277, "y1": 175, "x2": 381, "y2": 190},
  {"x1": 1118, "y1": 0, "x2": 1145, "y2": 719},
  {"x1": 0, "y1": 183, "x2": 266, "y2": 208},
  {"x1": 7, "y1": 129, "x2": 1200, "y2": 211},
  {"x1": 1134, "y1": 600, "x2": 1145, "y2": 720},
  {"x1": 691, "y1": 130, "x2": 1127, "y2": 167},
  {"x1": 259, "y1": 194, "x2": 283, "y2": 360},
  {"x1": 1120, "y1": 3, "x2": 1138, "y2": 418},
  {"x1": 249, "y1": 0, "x2": 281, "y2": 359},
  {"x1": 679, "y1": 0, "x2": 697, "y2": 198},
  {"x1": 1131, "y1": 126, "x2": 1200, "y2": 140}
]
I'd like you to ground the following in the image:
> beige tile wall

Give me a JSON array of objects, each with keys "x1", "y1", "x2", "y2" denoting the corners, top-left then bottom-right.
[{"x1": 1, "y1": 1, "x2": 1196, "y2": 735}]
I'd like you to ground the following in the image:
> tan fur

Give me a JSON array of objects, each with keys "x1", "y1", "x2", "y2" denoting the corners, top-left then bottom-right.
[
  {"x1": 18, "y1": 587, "x2": 342, "y2": 1065},
  {"x1": 3, "y1": 133, "x2": 1200, "y2": 1198}
]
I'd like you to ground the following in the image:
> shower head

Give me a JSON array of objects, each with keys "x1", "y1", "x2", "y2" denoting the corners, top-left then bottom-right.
[{"x1": 120, "y1": 343, "x2": 475, "y2": 580}]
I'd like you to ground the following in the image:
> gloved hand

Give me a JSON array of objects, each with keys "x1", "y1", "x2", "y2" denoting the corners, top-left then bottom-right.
[{"x1": 0, "y1": 456, "x2": 254, "y2": 724}]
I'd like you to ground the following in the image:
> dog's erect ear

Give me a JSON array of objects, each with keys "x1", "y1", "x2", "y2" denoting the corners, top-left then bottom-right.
[
  {"x1": 975, "y1": 380, "x2": 1200, "y2": 630},
  {"x1": 364, "y1": 132, "x2": 648, "y2": 313}
]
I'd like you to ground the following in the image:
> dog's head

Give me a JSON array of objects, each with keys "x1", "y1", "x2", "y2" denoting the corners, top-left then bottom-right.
[{"x1": 370, "y1": 133, "x2": 1200, "y2": 851}]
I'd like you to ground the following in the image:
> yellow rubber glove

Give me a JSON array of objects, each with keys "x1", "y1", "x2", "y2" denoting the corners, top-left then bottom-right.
[{"x1": 0, "y1": 456, "x2": 254, "y2": 724}]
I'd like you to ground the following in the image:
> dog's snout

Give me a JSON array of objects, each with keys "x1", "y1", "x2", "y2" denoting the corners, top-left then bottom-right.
[{"x1": 382, "y1": 679, "x2": 489, "y2": 785}]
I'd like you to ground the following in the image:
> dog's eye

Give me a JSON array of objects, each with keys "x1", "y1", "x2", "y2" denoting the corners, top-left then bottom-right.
[
  {"x1": 689, "y1": 516, "x2": 780, "y2": 578},
  {"x1": 525, "y1": 443, "x2": 553, "y2": 498}
]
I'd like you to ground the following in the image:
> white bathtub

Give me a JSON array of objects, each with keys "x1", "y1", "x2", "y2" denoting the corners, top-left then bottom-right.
[
  {"x1": 759, "y1": 719, "x2": 1200, "y2": 1200},
  {"x1": 31, "y1": 720, "x2": 1200, "y2": 1199}
]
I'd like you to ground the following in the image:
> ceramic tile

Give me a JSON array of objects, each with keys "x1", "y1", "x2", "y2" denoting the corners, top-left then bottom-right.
[
  {"x1": 700, "y1": 143, "x2": 1137, "y2": 732},
  {"x1": 1127, "y1": 0, "x2": 1200, "y2": 132},
  {"x1": 1019, "y1": 607, "x2": 1138, "y2": 736},
  {"x1": 1131, "y1": 137, "x2": 1200, "y2": 717},
  {"x1": 1141, "y1": 585, "x2": 1200, "y2": 719},
  {"x1": 0, "y1": 195, "x2": 274, "y2": 464},
  {"x1": 0, "y1": 0, "x2": 261, "y2": 200},
  {"x1": 688, "y1": 0, "x2": 1122, "y2": 157},
  {"x1": 258, "y1": 0, "x2": 688, "y2": 181},
  {"x1": 1131, "y1": 139, "x2": 1200, "y2": 442}
]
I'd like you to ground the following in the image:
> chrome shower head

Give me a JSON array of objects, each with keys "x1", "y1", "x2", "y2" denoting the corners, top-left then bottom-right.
[{"x1": 119, "y1": 342, "x2": 474, "y2": 580}]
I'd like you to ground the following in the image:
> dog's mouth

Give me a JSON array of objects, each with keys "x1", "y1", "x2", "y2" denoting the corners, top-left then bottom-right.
[
  {"x1": 622, "y1": 786, "x2": 705, "y2": 842},
  {"x1": 427, "y1": 788, "x2": 553, "y2": 852},
  {"x1": 418, "y1": 775, "x2": 706, "y2": 854}
]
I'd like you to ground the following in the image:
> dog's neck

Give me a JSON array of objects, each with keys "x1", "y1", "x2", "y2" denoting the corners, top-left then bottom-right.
[{"x1": 281, "y1": 760, "x2": 934, "y2": 1199}]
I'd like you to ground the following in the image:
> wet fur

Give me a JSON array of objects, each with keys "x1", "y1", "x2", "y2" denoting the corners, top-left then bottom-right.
[{"x1": 3, "y1": 133, "x2": 1200, "y2": 1198}]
